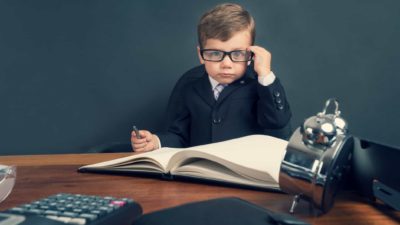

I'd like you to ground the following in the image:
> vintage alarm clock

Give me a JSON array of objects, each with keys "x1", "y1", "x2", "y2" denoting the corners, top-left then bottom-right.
[{"x1": 279, "y1": 98, "x2": 353, "y2": 214}]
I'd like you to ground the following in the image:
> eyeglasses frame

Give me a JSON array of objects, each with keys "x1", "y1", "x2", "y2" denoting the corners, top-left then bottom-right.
[{"x1": 200, "y1": 49, "x2": 254, "y2": 62}]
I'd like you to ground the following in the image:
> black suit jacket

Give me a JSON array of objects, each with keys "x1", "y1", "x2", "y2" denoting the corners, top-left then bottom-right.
[{"x1": 158, "y1": 65, "x2": 292, "y2": 148}]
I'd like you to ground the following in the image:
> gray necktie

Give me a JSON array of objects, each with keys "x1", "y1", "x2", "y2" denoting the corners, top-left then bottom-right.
[{"x1": 213, "y1": 84, "x2": 226, "y2": 100}]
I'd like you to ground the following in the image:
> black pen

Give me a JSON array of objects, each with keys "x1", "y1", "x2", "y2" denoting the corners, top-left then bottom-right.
[{"x1": 132, "y1": 125, "x2": 142, "y2": 139}]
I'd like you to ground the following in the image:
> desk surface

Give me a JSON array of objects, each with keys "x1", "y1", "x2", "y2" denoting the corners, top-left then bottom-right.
[{"x1": 0, "y1": 153, "x2": 399, "y2": 225}]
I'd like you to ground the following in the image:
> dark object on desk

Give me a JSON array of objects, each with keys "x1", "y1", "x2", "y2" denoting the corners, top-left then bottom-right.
[
  {"x1": 352, "y1": 137, "x2": 400, "y2": 210},
  {"x1": 373, "y1": 180, "x2": 400, "y2": 210},
  {"x1": 134, "y1": 197, "x2": 310, "y2": 225},
  {"x1": 3, "y1": 193, "x2": 142, "y2": 225},
  {"x1": 279, "y1": 99, "x2": 353, "y2": 214}
]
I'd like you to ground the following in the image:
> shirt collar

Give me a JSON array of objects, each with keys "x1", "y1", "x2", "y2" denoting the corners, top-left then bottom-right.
[
  {"x1": 208, "y1": 76, "x2": 220, "y2": 90},
  {"x1": 207, "y1": 68, "x2": 253, "y2": 89}
]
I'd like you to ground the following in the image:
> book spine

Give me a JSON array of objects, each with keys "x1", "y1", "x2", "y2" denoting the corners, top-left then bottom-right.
[{"x1": 161, "y1": 172, "x2": 174, "y2": 180}]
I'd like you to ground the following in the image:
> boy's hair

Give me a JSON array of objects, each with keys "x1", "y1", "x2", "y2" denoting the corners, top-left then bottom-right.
[{"x1": 197, "y1": 3, "x2": 255, "y2": 48}]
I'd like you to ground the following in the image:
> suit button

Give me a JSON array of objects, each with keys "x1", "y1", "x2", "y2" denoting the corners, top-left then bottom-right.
[
  {"x1": 275, "y1": 98, "x2": 282, "y2": 104},
  {"x1": 273, "y1": 91, "x2": 281, "y2": 97},
  {"x1": 277, "y1": 104, "x2": 284, "y2": 110},
  {"x1": 213, "y1": 118, "x2": 222, "y2": 124}
]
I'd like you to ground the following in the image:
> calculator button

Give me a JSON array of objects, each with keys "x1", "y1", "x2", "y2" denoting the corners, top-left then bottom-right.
[
  {"x1": 27, "y1": 209, "x2": 43, "y2": 214},
  {"x1": 9, "y1": 207, "x2": 24, "y2": 213},
  {"x1": 57, "y1": 207, "x2": 66, "y2": 211},
  {"x1": 90, "y1": 210, "x2": 104, "y2": 216},
  {"x1": 111, "y1": 200, "x2": 126, "y2": 207},
  {"x1": 99, "y1": 206, "x2": 113, "y2": 213},
  {"x1": 46, "y1": 215, "x2": 71, "y2": 223},
  {"x1": 44, "y1": 210, "x2": 59, "y2": 215},
  {"x1": 79, "y1": 213, "x2": 98, "y2": 221},
  {"x1": 62, "y1": 212, "x2": 79, "y2": 217},
  {"x1": 73, "y1": 208, "x2": 83, "y2": 213},
  {"x1": 69, "y1": 218, "x2": 87, "y2": 225}
]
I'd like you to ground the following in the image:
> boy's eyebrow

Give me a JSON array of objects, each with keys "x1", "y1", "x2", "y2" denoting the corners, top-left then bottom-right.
[
  {"x1": 232, "y1": 47, "x2": 249, "y2": 51},
  {"x1": 202, "y1": 47, "x2": 249, "y2": 51}
]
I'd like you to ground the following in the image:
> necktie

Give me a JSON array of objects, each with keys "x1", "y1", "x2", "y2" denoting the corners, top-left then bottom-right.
[{"x1": 213, "y1": 84, "x2": 226, "y2": 100}]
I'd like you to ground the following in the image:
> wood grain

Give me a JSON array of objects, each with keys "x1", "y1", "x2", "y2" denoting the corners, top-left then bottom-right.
[{"x1": 0, "y1": 154, "x2": 399, "y2": 225}]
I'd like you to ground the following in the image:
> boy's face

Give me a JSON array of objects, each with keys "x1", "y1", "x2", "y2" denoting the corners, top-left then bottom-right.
[{"x1": 197, "y1": 30, "x2": 251, "y2": 85}]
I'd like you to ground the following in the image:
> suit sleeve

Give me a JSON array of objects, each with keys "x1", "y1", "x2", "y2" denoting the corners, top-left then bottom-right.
[
  {"x1": 157, "y1": 66, "x2": 205, "y2": 148},
  {"x1": 157, "y1": 104, "x2": 190, "y2": 148},
  {"x1": 256, "y1": 77, "x2": 292, "y2": 129}
]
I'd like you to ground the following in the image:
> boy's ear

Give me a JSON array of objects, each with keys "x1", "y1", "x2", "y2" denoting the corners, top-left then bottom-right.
[{"x1": 197, "y1": 46, "x2": 205, "y2": 64}]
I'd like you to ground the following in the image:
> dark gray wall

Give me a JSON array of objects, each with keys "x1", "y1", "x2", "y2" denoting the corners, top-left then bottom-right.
[{"x1": 1, "y1": 0, "x2": 399, "y2": 155}]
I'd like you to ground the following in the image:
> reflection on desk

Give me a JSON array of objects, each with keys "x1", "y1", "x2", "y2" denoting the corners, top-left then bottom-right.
[{"x1": 0, "y1": 153, "x2": 399, "y2": 225}]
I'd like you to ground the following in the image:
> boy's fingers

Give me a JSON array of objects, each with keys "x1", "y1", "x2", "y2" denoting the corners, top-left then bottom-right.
[
  {"x1": 146, "y1": 135, "x2": 153, "y2": 142},
  {"x1": 247, "y1": 46, "x2": 270, "y2": 56},
  {"x1": 139, "y1": 130, "x2": 149, "y2": 138},
  {"x1": 131, "y1": 136, "x2": 147, "y2": 144},
  {"x1": 247, "y1": 45, "x2": 271, "y2": 76},
  {"x1": 133, "y1": 142, "x2": 149, "y2": 152},
  {"x1": 133, "y1": 142, "x2": 147, "y2": 149},
  {"x1": 134, "y1": 147, "x2": 146, "y2": 152},
  {"x1": 131, "y1": 130, "x2": 151, "y2": 138},
  {"x1": 247, "y1": 46, "x2": 260, "y2": 53},
  {"x1": 144, "y1": 144, "x2": 155, "y2": 152},
  {"x1": 134, "y1": 143, "x2": 155, "y2": 152}
]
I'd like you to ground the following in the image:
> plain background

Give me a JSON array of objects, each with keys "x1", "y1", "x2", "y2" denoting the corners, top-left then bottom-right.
[{"x1": 1, "y1": 0, "x2": 399, "y2": 155}]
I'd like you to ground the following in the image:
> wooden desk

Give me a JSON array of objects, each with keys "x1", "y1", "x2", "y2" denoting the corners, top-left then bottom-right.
[{"x1": 0, "y1": 153, "x2": 399, "y2": 225}]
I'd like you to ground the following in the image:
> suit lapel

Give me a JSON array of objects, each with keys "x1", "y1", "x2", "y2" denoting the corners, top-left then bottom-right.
[
  {"x1": 217, "y1": 72, "x2": 255, "y2": 103},
  {"x1": 193, "y1": 74, "x2": 215, "y2": 107}
]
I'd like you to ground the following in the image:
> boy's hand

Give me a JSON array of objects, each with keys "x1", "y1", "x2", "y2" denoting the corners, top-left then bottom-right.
[
  {"x1": 247, "y1": 46, "x2": 271, "y2": 77},
  {"x1": 131, "y1": 130, "x2": 160, "y2": 152}
]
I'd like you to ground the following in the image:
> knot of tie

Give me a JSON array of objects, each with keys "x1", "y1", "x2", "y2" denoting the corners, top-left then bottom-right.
[{"x1": 213, "y1": 84, "x2": 226, "y2": 100}]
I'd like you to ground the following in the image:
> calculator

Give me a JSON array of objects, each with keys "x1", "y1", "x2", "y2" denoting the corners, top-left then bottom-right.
[{"x1": 2, "y1": 193, "x2": 142, "y2": 225}]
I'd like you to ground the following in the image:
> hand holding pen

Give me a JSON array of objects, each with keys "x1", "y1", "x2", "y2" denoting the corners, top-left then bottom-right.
[
  {"x1": 132, "y1": 126, "x2": 142, "y2": 139},
  {"x1": 131, "y1": 125, "x2": 160, "y2": 152}
]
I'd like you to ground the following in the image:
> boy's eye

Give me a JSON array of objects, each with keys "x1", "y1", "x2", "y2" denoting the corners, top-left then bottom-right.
[
  {"x1": 231, "y1": 51, "x2": 246, "y2": 58},
  {"x1": 202, "y1": 50, "x2": 224, "y2": 61},
  {"x1": 208, "y1": 51, "x2": 223, "y2": 57}
]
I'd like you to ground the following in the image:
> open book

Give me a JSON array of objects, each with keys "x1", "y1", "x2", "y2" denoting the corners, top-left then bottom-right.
[{"x1": 78, "y1": 135, "x2": 288, "y2": 190}]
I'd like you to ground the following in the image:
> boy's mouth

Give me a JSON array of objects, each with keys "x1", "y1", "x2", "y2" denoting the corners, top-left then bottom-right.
[{"x1": 218, "y1": 73, "x2": 235, "y2": 78}]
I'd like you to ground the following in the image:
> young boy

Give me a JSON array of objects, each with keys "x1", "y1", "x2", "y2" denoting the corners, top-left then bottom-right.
[{"x1": 131, "y1": 3, "x2": 292, "y2": 152}]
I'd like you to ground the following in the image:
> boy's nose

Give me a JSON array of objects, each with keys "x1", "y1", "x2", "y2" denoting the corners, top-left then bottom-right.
[{"x1": 220, "y1": 54, "x2": 233, "y2": 67}]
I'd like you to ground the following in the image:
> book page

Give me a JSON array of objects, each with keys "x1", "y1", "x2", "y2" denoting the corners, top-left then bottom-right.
[
  {"x1": 79, "y1": 147, "x2": 182, "y2": 173},
  {"x1": 172, "y1": 159, "x2": 280, "y2": 189},
  {"x1": 167, "y1": 135, "x2": 287, "y2": 186}
]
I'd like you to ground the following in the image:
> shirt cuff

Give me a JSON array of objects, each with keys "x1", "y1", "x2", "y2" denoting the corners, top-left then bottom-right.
[
  {"x1": 258, "y1": 71, "x2": 276, "y2": 86},
  {"x1": 153, "y1": 134, "x2": 162, "y2": 150}
]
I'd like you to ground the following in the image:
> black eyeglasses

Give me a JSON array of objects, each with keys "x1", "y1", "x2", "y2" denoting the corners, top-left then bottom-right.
[{"x1": 200, "y1": 49, "x2": 253, "y2": 62}]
